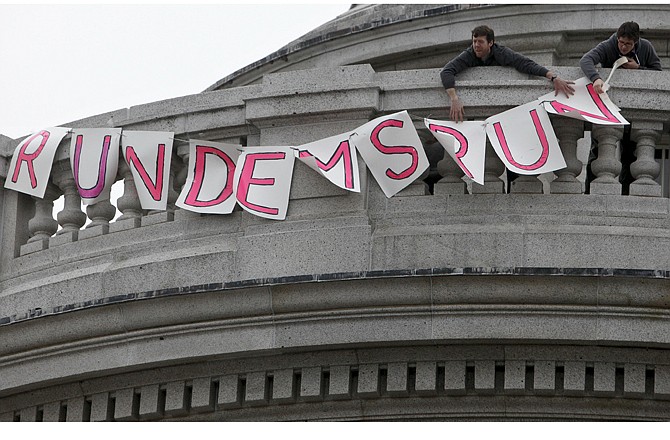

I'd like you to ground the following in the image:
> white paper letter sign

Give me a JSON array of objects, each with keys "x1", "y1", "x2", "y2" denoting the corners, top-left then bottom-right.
[
  {"x1": 4, "y1": 127, "x2": 70, "y2": 197},
  {"x1": 539, "y1": 76, "x2": 629, "y2": 126},
  {"x1": 352, "y1": 111, "x2": 429, "y2": 198},
  {"x1": 122, "y1": 131, "x2": 174, "y2": 211},
  {"x1": 234, "y1": 146, "x2": 295, "y2": 220},
  {"x1": 176, "y1": 140, "x2": 240, "y2": 214},
  {"x1": 296, "y1": 132, "x2": 360, "y2": 192},
  {"x1": 70, "y1": 128, "x2": 121, "y2": 205},
  {"x1": 485, "y1": 102, "x2": 566, "y2": 175},
  {"x1": 425, "y1": 119, "x2": 486, "y2": 185}
]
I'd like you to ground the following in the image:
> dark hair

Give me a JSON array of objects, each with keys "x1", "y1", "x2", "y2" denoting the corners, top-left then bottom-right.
[
  {"x1": 472, "y1": 25, "x2": 494, "y2": 43},
  {"x1": 617, "y1": 21, "x2": 640, "y2": 41}
]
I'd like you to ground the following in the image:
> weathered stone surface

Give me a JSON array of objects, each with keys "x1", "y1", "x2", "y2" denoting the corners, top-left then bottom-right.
[
  {"x1": 328, "y1": 365, "x2": 351, "y2": 399},
  {"x1": 245, "y1": 372, "x2": 267, "y2": 405},
  {"x1": 164, "y1": 381, "x2": 187, "y2": 415},
  {"x1": 299, "y1": 367, "x2": 322, "y2": 400},
  {"x1": 90, "y1": 393, "x2": 110, "y2": 422},
  {"x1": 415, "y1": 361, "x2": 437, "y2": 395},
  {"x1": 564, "y1": 361, "x2": 586, "y2": 395},
  {"x1": 444, "y1": 361, "x2": 466, "y2": 395},
  {"x1": 2, "y1": 3, "x2": 670, "y2": 423},
  {"x1": 191, "y1": 377, "x2": 213, "y2": 412},
  {"x1": 271, "y1": 369, "x2": 294, "y2": 403},
  {"x1": 357, "y1": 364, "x2": 379, "y2": 397},
  {"x1": 386, "y1": 362, "x2": 409, "y2": 395},
  {"x1": 217, "y1": 375, "x2": 240, "y2": 408},
  {"x1": 534, "y1": 361, "x2": 556, "y2": 394},
  {"x1": 474, "y1": 360, "x2": 496, "y2": 393}
]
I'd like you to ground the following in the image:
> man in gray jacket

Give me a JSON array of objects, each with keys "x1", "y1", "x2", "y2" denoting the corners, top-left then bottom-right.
[
  {"x1": 580, "y1": 21, "x2": 662, "y2": 94},
  {"x1": 440, "y1": 25, "x2": 574, "y2": 122},
  {"x1": 580, "y1": 21, "x2": 662, "y2": 195}
]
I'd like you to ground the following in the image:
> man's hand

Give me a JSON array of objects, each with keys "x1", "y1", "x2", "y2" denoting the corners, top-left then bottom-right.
[
  {"x1": 449, "y1": 96, "x2": 465, "y2": 122},
  {"x1": 593, "y1": 78, "x2": 605, "y2": 94},
  {"x1": 446, "y1": 88, "x2": 464, "y2": 122},
  {"x1": 552, "y1": 77, "x2": 575, "y2": 98}
]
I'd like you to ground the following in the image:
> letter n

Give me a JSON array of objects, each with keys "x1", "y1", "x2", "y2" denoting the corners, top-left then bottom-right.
[{"x1": 184, "y1": 145, "x2": 236, "y2": 207}]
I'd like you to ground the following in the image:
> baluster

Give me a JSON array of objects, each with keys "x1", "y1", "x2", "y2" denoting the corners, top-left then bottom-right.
[
  {"x1": 84, "y1": 192, "x2": 117, "y2": 232},
  {"x1": 630, "y1": 123, "x2": 662, "y2": 197},
  {"x1": 111, "y1": 158, "x2": 143, "y2": 231},
  {"x1": 509, "y1": 174, "x2": 543, "y2": 194},
  {"x1": 472, "y1": 141, "x2": 505, "y2": 193},
  {"x1": 143, "y1": 153, "x2": 179, "y2": 220},
  {"x1": 395, "y1": 168, "x2": 430, "y2": 196},
  {"x1": 589, "y1": 125, "x2": 623, "y2": 195},
  {"x1": 550, "y1": 118, "x2": 585, "y2": 194},
  {"x1": 52, "y1": 160, "x2": 87, "y2": 241},
  {"x1": 143, "y1": 161, "x2": 177, "y2": 225},
  {"x1": 25, "y1": 183, "x2": 60, "y2": 247},
  {"x1": 434, "y1": 145, "x2": 466, "y2": 195}
]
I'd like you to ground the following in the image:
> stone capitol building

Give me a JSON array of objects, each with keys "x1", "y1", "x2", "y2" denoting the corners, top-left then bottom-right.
[{"x1": 1, "y1": 4, "x2": 670, "y2": 421}]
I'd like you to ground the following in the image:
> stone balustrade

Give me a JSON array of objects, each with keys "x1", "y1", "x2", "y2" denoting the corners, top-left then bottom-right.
[
  {"x1": 1, "y1": 65, "x2": 670, "y2": 420},
  {"x1": 1, "y1": 65, "x2": 669, "y2": 292},
  {"x1": 3, "y1": 2, "x2": 670, "y2": 420}
]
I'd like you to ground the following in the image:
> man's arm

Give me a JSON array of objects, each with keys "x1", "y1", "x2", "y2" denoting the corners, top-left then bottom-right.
[
  {"x1": 440, "y1": 49, "x2": 476, "y2": 122},
  {"x1": 497, "y1": 46, "x2": 574, "y2": 97},
  {"x1": 496, "y1": 45, "x2": 549, "y2": 78},
  {"x1": 580, "y1": 35, "x2": 619, "y2": 94},
  {"x1": 580, "y1": 41, "x2": 610, "y2": 83},
  {"x1": 440, "y1": 49, "x2": 476, "y2": 89}
]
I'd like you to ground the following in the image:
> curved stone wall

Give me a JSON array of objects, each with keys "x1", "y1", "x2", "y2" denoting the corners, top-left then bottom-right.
[{"x1": 1, "y1": 4, "x2": 670, "y2": 422}]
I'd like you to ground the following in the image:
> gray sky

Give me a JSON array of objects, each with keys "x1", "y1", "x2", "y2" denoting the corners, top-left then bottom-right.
[{"x1": 0, "y1": 3, "x2": 350, "y2": 139}]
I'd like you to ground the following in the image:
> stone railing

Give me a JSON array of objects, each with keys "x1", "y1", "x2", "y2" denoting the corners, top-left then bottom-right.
[
  {"x1": 1, "y1": 65, "x2": 669, "y2": 312},
  {"x1": 2, "y1": 65, "x2": 670, "y2": 420}
]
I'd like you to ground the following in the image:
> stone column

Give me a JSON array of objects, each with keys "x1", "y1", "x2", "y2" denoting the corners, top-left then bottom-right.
[
  {"x1": 589, "y1": 125, "x2": 624, "y2": 195},
  {"x1": 509, "y1": 173, "x2": 543, "y2": 194},
  {"x1": 143, "y1": 156, "x2": 178, "y2": 226},
  {"x1": 396, "y1": 168, "x2": 430, "y2": 196},
  {"x1": 472, "y1": 141, "x2": 504, "y2": 194},
  {"x1": 23, "y1": 183, "x2": 60, "y2": 254},
  {"x1": 110, "y1": 158, "x2": 143, "y2": 231},
  {"x1": 434, "y1": 147, "x2": 466, "y2": 195},
  {"x1": 84, "y1": 192, "x2": 117, "y2": 233},
  {"x1": 52, "y1": 160, "x2": 87, "y2": 243},
  {"x1": 550, "y1": 118, "x2": 585, "y2": 194},
  {"x1": 630, "y1": 122, "x2": 663, "y2": 197}
]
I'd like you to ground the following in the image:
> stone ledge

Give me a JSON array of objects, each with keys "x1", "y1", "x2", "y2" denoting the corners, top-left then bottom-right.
[{"x1": 2, "y1": 266, "x2": 668, "y2": 327}]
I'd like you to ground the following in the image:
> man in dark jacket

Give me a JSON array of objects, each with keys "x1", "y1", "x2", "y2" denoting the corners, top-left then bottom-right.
[
  {"x1": 580, "y1": 21, "x2": 662, "y2": 94},
  {"x1": 440, "y1": 25, "x2": 574, "y2": 122},
  {"x1": 580, "y1": 21, "x2": 662, "y2": 195}
]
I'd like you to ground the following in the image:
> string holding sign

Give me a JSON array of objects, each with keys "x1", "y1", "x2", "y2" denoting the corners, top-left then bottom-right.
[{"x1": 4, "y1": 76, "x2": 633, "y2": 221}]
